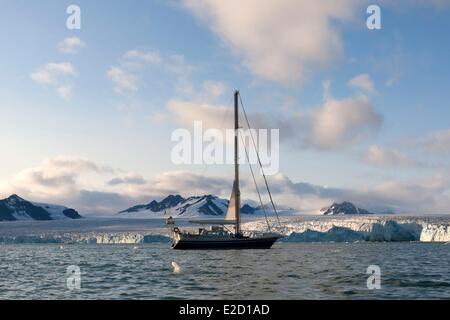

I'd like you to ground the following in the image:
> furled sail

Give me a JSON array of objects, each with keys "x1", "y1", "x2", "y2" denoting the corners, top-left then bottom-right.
[{"x1": 225, "y1": 180, "x2": 238, "y2": 221}]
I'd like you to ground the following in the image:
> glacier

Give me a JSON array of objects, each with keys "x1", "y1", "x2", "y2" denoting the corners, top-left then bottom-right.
[
  {"x1": 244, "y1": 216, "x2": 450, "y2": 242},
  {"x1": 0, "y1": 216, "x2": 449, "y2": 244},
  {"x1": 0, "y1": 218, "x2": 172, "y2": 244},
  {"x1": 0, "y1": 233, "x2": 170, "y2": 244}
]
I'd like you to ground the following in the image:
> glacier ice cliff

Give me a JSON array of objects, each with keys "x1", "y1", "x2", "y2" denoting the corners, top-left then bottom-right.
[
  {"x1": 0, "y1": 232, "x2": 171, "y2": 244},
  {"x1": 244, "y1": 216, "x2": 450, "y2": 242},
  {"x1": 420, "y1": 223, "x2": 450, "y2": 242}
]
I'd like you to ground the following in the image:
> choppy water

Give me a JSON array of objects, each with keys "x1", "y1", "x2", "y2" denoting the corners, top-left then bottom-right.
[{"x1": 0, "y1": 242, "x2": 449, "y2": 299}]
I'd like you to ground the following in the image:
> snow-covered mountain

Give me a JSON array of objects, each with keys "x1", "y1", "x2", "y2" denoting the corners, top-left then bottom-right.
[
  {"x1": 119, "y1": 194, "x2": 296, "y2": 218},
  {"x1": 0, "y1": 194, "x2": 82, "y2": 221},
  {"x1": 321, "y1": 201, "x2": 374, "y2": 215},
  {"x1": 119, "y1": 194, "x2": 237, "y2": 217}
]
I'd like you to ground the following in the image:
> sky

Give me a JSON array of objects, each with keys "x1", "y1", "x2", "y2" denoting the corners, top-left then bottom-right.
[{"x1": 1, "y1": 0, "x2": 450, "y2": 215}]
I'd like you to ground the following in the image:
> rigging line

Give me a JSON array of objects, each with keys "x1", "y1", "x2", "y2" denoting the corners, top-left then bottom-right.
[
  {"x1": 238, "y1": 93, "x2": 282, "y2": 228},
  {"x1": 239, "y1": 132, "x2": 271, "y2": 231}
]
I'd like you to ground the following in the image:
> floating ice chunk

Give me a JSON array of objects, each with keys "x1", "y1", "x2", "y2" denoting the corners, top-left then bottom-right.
[{"x1": 172, "y1": 261, "x2": 182, "y2": 273}]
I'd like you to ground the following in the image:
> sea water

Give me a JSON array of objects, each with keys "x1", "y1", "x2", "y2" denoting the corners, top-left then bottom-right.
[{"x1": 0, "y1": 242, "x2": 449, "y2": 299}]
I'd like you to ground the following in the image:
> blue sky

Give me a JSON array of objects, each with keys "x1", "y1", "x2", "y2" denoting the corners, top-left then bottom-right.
[{"x1": 1, "y1": 0, "x2": 450, "y2": 215}]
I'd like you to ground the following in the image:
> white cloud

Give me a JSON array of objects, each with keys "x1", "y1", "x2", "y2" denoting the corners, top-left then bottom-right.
[
  {"x1": 0, "y1": 156, "x2": 124, "y2": 215},
  {"x1": 202, "y1": 81, "x2": 226, "y2": 99},
  {"x1": 31, "y1": 70, "x2": 56, "y2": 85},
  {"x1": 148, "y1": 171, "x2": 231, "y2": 196},
  {"x1": 108, "y1": 173, "x2": 147, "y2": 186},
  {"x1": 153, "y1": 80, "x2": 227, "y2": 125},
  {"x1": 420, "y1": 129, "x2": 450, "y2": 154},
  {"x1": 30, "y1": 62, "x2": 77, "y2": 99},
  {"x1": 56, "y1": 85, "x2": 73, "y2": 100},
  {"x1": 167, "y1": 99, "x2": 231, "y2": 129},
  {"x1": 183, "y1": 0, "x2": 360, "y2": 84},
  {"x1": 148, "y1": 111, "x2": 168, "y2": 123},
  {"x1": 166, "y1": 54, "x2": 195, "y2": 95},
  {"x1": 2, "y1": 156, "x2": 108, "y2": 199},
  {"x1": 31, "y1": 62, "x2": 76, "y2": 85},
  {"x1": 108, "y1": 50, "x2": 195, "y2": 95},
  {"x1": 124, "y1": 50, "x2": 162, "y2": 64},
  {"x1": 303, "y1": 95, "x2": 383, "y2": 150},
  {"x1": 386, "y1": 77, "x2": 399, "y2": 87},
  {"x1": 106, "y1": 66, "x2": 138, "y2": 93},
  {"x1": 348, "y1": 73, "x2": 376, "y2": 94},
  {"x1": 367, "y1": 173, "x2": 450, "y2": 213},
  {"x1": 363, "y1": 144, "x2": 419, "y2": 167},
  {"x1": 58, "y1": 36, "x2": 85, "y2": 54},
  {"x1": 46, "y1": 62, "x2": 76, "y2": 75},
  {"x1": 322, "y1": 80, "x2": 332, "y2": 100}
]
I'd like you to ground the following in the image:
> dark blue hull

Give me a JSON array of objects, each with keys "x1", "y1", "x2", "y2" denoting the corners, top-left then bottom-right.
[{"x1": 171, "y1": 236, "x2": 280, "y2": 250}]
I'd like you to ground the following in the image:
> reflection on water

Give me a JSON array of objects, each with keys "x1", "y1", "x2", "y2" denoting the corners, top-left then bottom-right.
[{"x1": 0, "y1": 242, "x2": 449, "y2": 299}]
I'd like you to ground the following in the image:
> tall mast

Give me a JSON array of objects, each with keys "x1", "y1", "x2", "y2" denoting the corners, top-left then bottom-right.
[{"x1": 234, "y1": 90, "x2": 241, "y2": 235}]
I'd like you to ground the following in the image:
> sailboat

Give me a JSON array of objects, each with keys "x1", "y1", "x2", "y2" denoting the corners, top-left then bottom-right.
[{"x1": 166, "y1": 90, "x2": 282, "y2": 250}]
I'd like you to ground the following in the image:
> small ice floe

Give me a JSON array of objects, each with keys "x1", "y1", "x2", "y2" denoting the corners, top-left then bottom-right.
[
  {"x1": 133, "y1": 246, "x2": 139, "y2": 250},
  {"x1": 171, "y1": 261, "x2": 183, "y2": 274}
]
